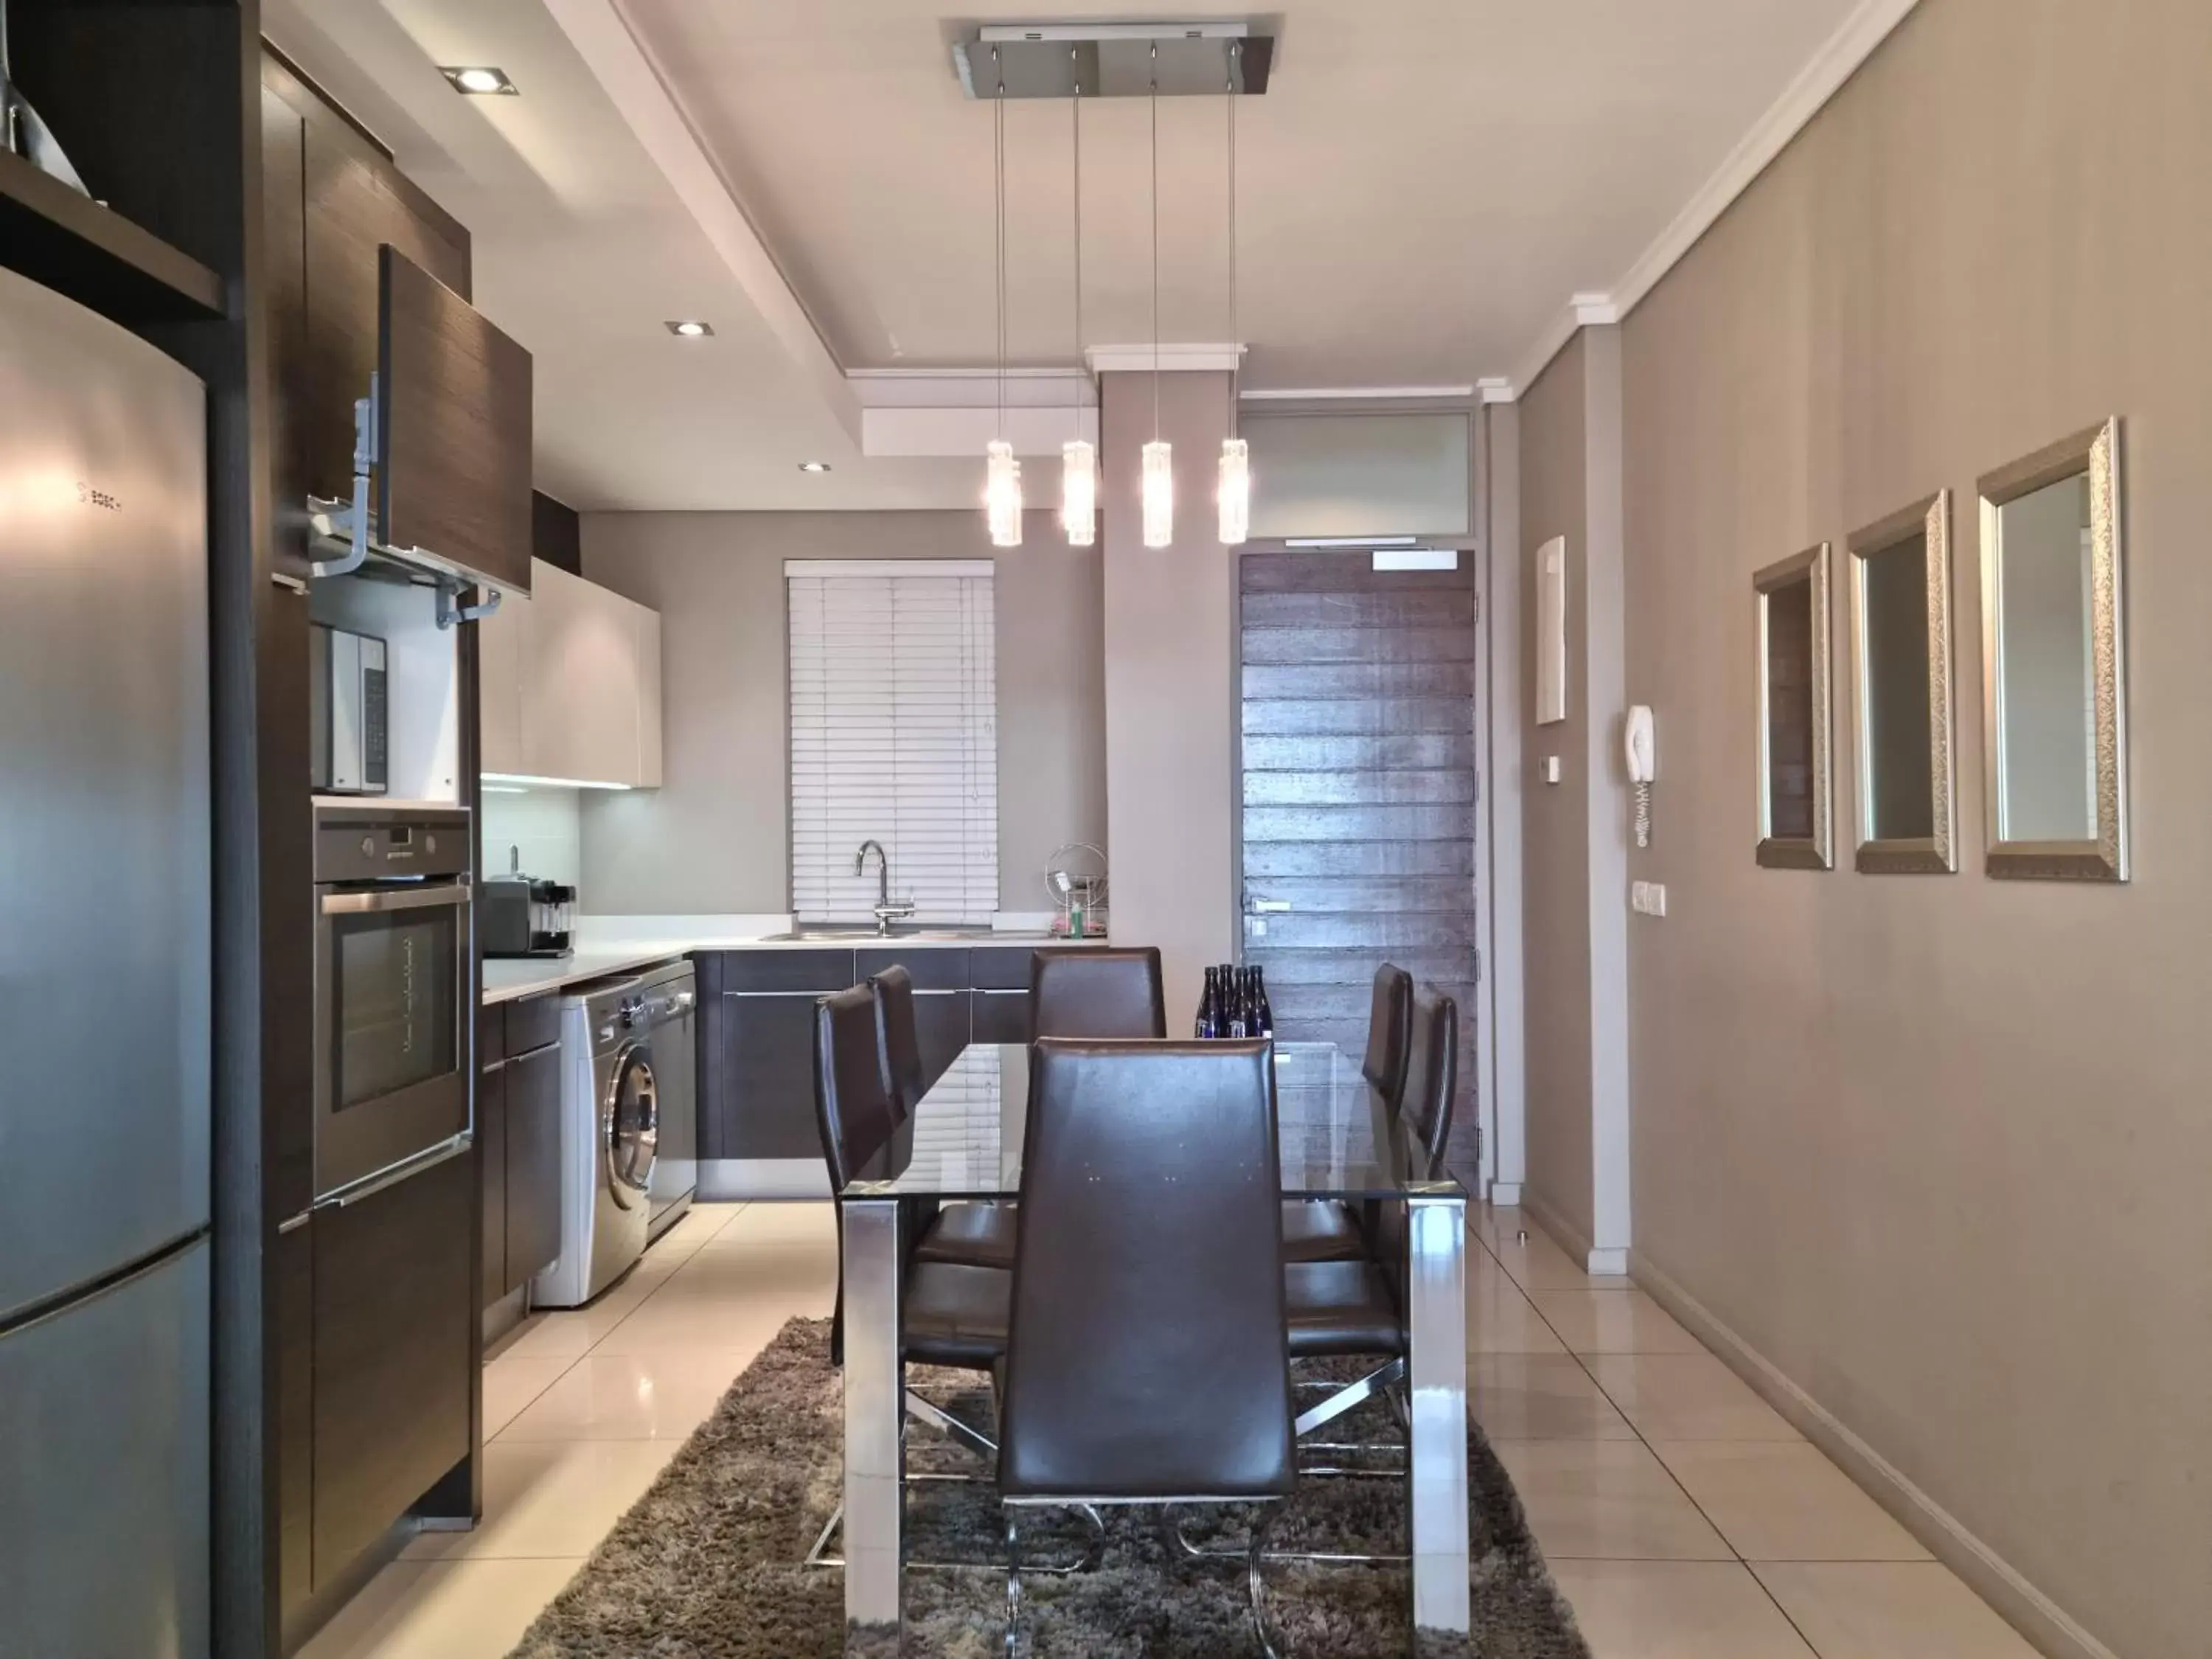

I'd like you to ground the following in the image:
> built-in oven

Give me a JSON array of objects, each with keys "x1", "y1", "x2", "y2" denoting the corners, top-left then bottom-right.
[{"x1": 312, "y1": 801, "x2": 473, "y2": 1203}]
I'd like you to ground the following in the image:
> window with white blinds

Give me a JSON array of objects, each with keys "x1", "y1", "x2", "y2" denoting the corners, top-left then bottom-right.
[{"x1": 787, "y1": 560, "x2": 998, "y2": 925}]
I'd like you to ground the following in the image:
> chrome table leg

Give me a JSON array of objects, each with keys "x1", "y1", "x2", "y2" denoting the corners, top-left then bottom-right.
[
  {"x1": 1406, "y1": 1192, "x2": 1471, "y2": 1641},
  {"x1": 843, "y1": 1196, "x2": 902, "y2": 1652}
]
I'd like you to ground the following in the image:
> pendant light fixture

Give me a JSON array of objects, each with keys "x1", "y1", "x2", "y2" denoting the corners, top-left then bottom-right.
[
  {"x1": 1140, "y1": 43, "x2": 1173, "y2": 549},
  {"x1": 1060, "y1": 65, "x2": 1096, "y2": 547},
  {"x1": 984, "y1": 47, "x2": 1023, "y2": 548},
  {"x1": 1216, "y1": 42, "x2": 1250, "y2": 546}
]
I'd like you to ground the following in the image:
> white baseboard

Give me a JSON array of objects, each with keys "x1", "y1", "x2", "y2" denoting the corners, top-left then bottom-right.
[
  {"x1": 1585, "y1": 1247, "x2": 1629, "y2": 1276},
  {"x1": 1488, "y1": 1180, "x2": 1523, "y2": 1206},
  {"x1": 1630, "y1": 1250, "x2": 2120, "y2": 1659}
]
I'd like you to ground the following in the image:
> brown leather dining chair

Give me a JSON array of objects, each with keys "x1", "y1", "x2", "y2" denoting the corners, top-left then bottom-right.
[
  {"x1": 1028, "y1": 945, "x2": 1166, "y2": 1040},
  {"x1": 999, "y1": 1038, "x2": 1297, "y2": 1654},
  {"x1": 869, "y1": 964, "x2": 1018, "y2": 1272},
  {"x1": 1281, "y1": 961, "x2": 1415, "y2": 1265},
  {"x1": 813, "y1": 984, "x2": 1007, "y2": 1408}
]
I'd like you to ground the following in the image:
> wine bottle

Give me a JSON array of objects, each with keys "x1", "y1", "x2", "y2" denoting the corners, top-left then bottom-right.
[
  {"x1": 1226, "y1": 964, "x2": 1249, "y2": 1039},
  {"x1": 1252, "y1": 966, "x2": 1275, "y2": 1037},
  {"x1": 1196, "y1": 964, "x2": 1219, "y2": 1040}
]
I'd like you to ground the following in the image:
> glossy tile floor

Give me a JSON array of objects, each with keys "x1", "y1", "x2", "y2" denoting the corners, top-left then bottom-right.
[{"x1": 302, "y1": 1200, "x2": 2042, "y2": 1658}]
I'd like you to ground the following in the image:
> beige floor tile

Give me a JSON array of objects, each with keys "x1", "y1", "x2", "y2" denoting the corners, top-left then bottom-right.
[
  {"x1": 400, "y1": 1439, "x2": 678, "y2": 1560},
  {"x1": 1471, "y1": 1353, "x2": 1638, "y2": 1441},
  {"x1": 1584, "y1": 1354, "x2": 1804, "y2": 1441},
  {"x1": 498, "y1": 1256, "x2": 686, "y2": 1360},
  {"x1": 1651, "y1": 1442, "x2": 1933, "y2": 1563},
  {"x1": 1469, "y1": 1262, "x2": 1570, "y2": 1354},
  {"x1": 1492, "y1": 1439, "x2": 1734, "y2": 1561},
  {"x1": 701, "y1": 1199, "x2": 836, "y2": 1248},
  {"x1": 588, "y1": 1287, "x2": 810, "y2": 1356},
  {"x1": 498, "y1": 1349, "x2": 757, "y2": 1441},
  {"x1": 1528, "y1": 1289, "x2": 1705, "y2": 1355},
  {"x1": 1489, "y1": 1223, "x2": 1606, "y2": 1291},
  {"x1": 673, "y1": 1234, "x2": 838, "y2": 1298},
  {"x1": 1547, "y1": 1560, "x2": 1817, "y2": 1659},
  {"x1": 1750, "y1": 1562, "x2": 2040, "y2": 1658},
  {"x1": 297, "y1": 1557, "x2": 580, "y2": 1659},
  {"x1": 480, "y1": 1353, "x2": 574, "y2": 1441}
]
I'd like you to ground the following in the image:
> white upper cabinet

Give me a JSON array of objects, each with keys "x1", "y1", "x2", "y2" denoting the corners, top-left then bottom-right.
[{"x1": 477, "y1": 557, "x2": 663, "y2": 788}]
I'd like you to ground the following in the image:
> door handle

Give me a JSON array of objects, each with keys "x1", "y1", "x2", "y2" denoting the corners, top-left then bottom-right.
[{"x1": 1248, "y1": 897, "x2": 1292, "y2": 914}]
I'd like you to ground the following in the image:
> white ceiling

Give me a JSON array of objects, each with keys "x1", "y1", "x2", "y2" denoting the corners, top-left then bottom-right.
[{"x1": 265, "y1": 0, "x2": 1894, "y2": 511}]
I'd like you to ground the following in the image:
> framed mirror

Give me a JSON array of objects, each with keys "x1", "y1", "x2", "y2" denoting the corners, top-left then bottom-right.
[
  {"x1": 1976, "y1": 418, "x2": 2127, "y2": 880},
  {"x1": 1846, "y1": 493, "x2": 1955, "y2": 872},
  {"x1": 1753, "y1": 543, "x2": 1832, "y2": 869}
]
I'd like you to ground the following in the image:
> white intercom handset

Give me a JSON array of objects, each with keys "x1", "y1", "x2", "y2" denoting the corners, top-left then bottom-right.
[{"x1": 1624, "y1": 705, "x2": 1656, "y2": 847}]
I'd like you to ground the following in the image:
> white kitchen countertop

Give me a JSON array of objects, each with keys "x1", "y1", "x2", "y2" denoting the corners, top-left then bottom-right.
[{"x1": 480, "y1": 917, "x2": 1107, "y2": 1006}]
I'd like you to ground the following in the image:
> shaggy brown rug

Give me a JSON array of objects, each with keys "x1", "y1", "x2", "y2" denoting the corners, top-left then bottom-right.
[{"x1": 508, "y1": 1320, "x2": 1588, "y2": 1658}]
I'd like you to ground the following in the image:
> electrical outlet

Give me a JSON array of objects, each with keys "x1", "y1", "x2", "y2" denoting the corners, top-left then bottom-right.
[
  {"x1": 1630, "y1": 881, "x2": 1669, "y2": 917},
  {"x1": 1542, "y1": 755, "x2": 1562, "y2": 785}
]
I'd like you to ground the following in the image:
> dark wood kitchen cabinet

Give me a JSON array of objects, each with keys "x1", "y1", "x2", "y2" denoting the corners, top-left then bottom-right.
[
  {"x1": 310, "y1": 1149, "x2": 473, "y2": 1587},
  {"x1": 694, "y1": 947, "x2": 1048, "y2": 1174},
  {"x1": 479, "y1": 994, "x2": 564, "y2": 1308},
  {"x1": 274, "y1": 1220, "x2": 314, "y2": 1632}
]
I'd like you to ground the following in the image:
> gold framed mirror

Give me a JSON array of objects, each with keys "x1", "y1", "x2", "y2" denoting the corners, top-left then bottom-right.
[
  {"x1": 1753, "y1": 543, "x2": 1832, "y2": 869},
  {"x1": 1846, "y1": 492, "x2": 1955, "y2": 873},
  {"x1": 1976, "y1": 419, "x2": 2127, "y2": 880}
]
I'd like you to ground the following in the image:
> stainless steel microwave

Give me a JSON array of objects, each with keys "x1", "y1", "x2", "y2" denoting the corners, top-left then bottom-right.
[{"x1": 310, "y1": 623, "x2": 388, "y2": 795}]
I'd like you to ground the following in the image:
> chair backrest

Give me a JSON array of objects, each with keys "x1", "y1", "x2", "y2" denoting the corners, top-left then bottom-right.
[
  {"x1": 1029, "y1": 946, "x2": 1167, "y2": 1040},
  {"x1": 1000, "y1": 1039, "x2": 1294, "y2": 1503},
  {"x1": 1360, "y1": 964, "x2": 1413, "y2": 1107},
  {"x1": 1402, "y1": 984, "x2": 1460, "y2": 1180},
  {"x1": 868, "y1": 964, "x2": 924, "y2": 1119},
  {"x1": 812, "y1": 984, "x2": 897, "y2": 1191}
]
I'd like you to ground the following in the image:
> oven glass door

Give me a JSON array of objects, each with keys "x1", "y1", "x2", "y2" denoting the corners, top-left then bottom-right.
[{"x1": 316, "y1": 882, "x2": 471, "y2": 1200}]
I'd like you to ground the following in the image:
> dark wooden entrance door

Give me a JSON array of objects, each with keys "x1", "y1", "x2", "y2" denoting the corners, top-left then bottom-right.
[{"x1": 1238, "y1": 552, "x2": 1479, "y2": 1180}]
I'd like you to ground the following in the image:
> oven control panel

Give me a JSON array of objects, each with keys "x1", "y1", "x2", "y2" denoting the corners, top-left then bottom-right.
[{"x1": 313, "y1": 801, "x2": 472, "y2": 883}]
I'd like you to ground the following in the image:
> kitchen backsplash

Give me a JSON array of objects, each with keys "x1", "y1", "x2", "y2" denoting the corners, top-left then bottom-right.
[{"x1": 482, "y1": 786, "x2": 582, "y2": 888}]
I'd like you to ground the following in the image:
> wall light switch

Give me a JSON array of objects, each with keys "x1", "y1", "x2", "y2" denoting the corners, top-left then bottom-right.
[
  {"x1": 1541, "y1": 755, "x2": 1562, "y2": 785},
  {"x1": 1630, "y1": 881, "x2": 1669, "y2": 917}
]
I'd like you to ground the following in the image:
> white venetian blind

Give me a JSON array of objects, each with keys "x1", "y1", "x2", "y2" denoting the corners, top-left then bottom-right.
[{"x1": 787, "y1": 560, "x2": 999, "y2": 925}]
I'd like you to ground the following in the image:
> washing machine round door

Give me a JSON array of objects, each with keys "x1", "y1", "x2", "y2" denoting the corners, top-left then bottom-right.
[{"x1": 604, "y1": 1043, "x2": 659, "y2": 1207}]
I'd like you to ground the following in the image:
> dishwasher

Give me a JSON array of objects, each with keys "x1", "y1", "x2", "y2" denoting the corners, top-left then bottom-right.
[{"x1": 636, "y1": 960, "x2": 698, "y2": 1242}]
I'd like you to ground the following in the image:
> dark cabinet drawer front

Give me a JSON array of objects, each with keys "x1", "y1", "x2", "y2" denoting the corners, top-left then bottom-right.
[
  {"x1": 476, "y1": 1002, "x2": 506, "y2": 1068},
  {"x1": 972, "y1": 988, "x2": 1032, "y2": 1044},
  {"x1": 970, "y1": 947, "x2": 1040, "y2": 991},
  {"x1": 504, "y1": 991, "x2": 562, "y2": 1056},
  {"x1": 856, "y1": 947, "x2": 969, "y2": 990},
  {"x1": 502, "y1": 1045, "x2": 564, "y2": 1290},
  {"x1": 477, "y1": 1065, "x2": 507, "y2": 1307},
  {"x1": 311, "y1": 1152, "x2": 473, "y2": 1587},
  {"x1": 914, "y1": 991, "x2": 973, "y2": 1095},
  {"x1": 724, "y1": 994, "x2": 828, "y2": 1159},
  {"x1": 713, "y1": 949, "x2": 855, "y2": 994}
]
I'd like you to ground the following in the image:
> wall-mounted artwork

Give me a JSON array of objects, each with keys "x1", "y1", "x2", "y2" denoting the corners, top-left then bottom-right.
[
  {"x1": 1846, "y1": 492, "x2": 1956, "y2": 873},
  {"x1": 1976, "y1": 419, "x2": 2128, "y2": 880},
  {"x1": 1753, "y1": 543, "x2": 1832, "y2": 869}
]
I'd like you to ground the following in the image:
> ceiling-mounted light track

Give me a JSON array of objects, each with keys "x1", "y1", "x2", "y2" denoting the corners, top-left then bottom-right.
[{"x1": 954, "y1": 22, "x2": 1274, "y2": 101}]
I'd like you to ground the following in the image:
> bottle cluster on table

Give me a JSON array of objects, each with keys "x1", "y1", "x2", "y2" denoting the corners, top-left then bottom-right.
[{"x1": 1195, "y1": 962, "x2": 1273, "y2": 1040}]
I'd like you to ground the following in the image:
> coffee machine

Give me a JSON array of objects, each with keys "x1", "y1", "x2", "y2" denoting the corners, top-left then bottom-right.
[{"x1": 479, "y1": 846, "x2": 575, "y2": 959}]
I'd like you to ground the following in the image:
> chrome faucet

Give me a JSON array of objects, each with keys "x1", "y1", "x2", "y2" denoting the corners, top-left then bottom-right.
[{"x1": 854, "y1": 840, "x2": 915, "y2": 935}]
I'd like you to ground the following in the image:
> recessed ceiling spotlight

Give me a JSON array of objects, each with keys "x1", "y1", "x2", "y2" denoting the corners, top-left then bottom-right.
[
  {"x1": 798, "y1": 461, "x2": 832, "y2": 473},
  {"x1": 665, "y1": 319, "x2": 714, "y2": 338},
  {"x1": 440, "y1": 66, "x2": 517, "y2": 96}
]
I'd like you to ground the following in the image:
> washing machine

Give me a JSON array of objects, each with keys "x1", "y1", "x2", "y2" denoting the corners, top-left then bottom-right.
[{"x1": 532, "y1": 973, "x2": 661, "y2": 1308}]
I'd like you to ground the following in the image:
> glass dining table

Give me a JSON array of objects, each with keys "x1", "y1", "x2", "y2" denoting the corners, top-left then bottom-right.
[{"x1": 836, "y1": 1040, "x2": 1472, "y2": 1652}]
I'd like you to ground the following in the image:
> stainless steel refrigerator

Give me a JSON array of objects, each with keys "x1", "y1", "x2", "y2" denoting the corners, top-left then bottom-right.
[{"x1": 0, "y1": 264, "x2": 212, "y2": 1657}]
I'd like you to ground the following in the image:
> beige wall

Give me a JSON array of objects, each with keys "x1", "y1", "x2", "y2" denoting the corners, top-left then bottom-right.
[
  {"x1": 1579, "y1": 2, "x2": 2212, "y2": 1655},
  {"x1": 1100, "y1": 369, "x2": 1237, "y2": 1023},
  {"x1": 1517, "y1": 332, "x2": 1635, "y2": 1256},
  {"x1": 575, "y1": 509, "x2": 1106, "y2": 915}
]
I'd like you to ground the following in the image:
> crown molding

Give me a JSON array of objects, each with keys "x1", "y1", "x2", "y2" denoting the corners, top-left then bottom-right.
[
  {"x1": 1507, "y1": 0, "x2": 1922, "y2": 397},
  {"x1": 1085, "y1": 342, "x2": 1245, "y2": 374},
  {"x1": 1239, "y1": 383, "x2": 1476, "y2": 403},
  {"x1": 1476, "y1": 378, "x2": 1516, "y2": 405}
]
